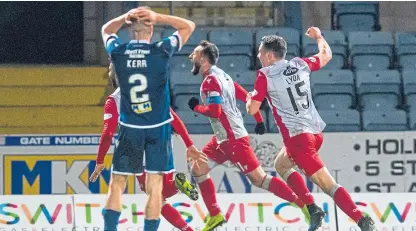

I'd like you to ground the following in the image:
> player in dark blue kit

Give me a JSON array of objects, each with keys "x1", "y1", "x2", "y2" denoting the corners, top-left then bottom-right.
[{"x1": 101, "y1": 7, "x2": 195, "y2": 231}]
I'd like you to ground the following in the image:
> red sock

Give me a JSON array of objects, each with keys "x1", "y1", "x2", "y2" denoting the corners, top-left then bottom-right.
[
  {"x1": 333, "y1": 186, "x2": 363, "y2": 223},
  {"x1": 198, "y1": 178, "x2": 221, "y2": 216},
  {"x1": 266, "y1": 176, "x2": 304, "y2": 208},
  {"x1": 286, "y1": 171, "x2": 315, "y2": 205},
  {"x1": 162, "y1": 204, "x2": 194, "y2": 231}
]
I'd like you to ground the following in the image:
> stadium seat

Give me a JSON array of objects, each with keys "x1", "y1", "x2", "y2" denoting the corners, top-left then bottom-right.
[
  {"x1": 217, "y1": 55, "x2": 252, "y2": 71},
  {"x1": 170, "y1": 56, "x2": 192, "y2": 72},
  {"x1": 303, "y1": 30, "x2": 347, "y2": 69},
  {"x1": 311, "y1": 70, "x2": 355, "y2": 109},
  {"x1": 208, "y1": 28, "x2": 253, "y2": 56},
  {"x1": 407, "y1": 95, "x2": 416, "y2": 111},
  {"x1": 318, "y1": 109, "x2": 361, "y2": 132},
  {"x1": 403, "y1": 70, "x2": 416, "y2": 109},
  {"x1": 409, "y1": 110, "x2": 416, "y2": 130},
  {"x1": 314, "y1": 95, "x2": 354, "y2": 110},
  {"x1": 349, "y1": 32, "x2": 393, "y2": 70},
  {"x1": 362, "y1": 110, "x2": 408, "y2": 131},
  {"x1": 356, "y1": 70, "x2": 401, "y2": 110},
  {"x1": 395, "y1": 32, "x2": 416, "y2": 69},
  {"x1": 229, "y1": 71, "x2": 256, "y2": 89},
  {"x1": 332, "y1": 2, "x2": 380, "y2": 32},
  {"x1": 255, "y1": 27, "x2": 300, "y2": 58},
  {"x1": 163, "y1": 28, "x2": 209, "y2": 55},
  {"x1": 175, "y1": 110, "x2": 212, "y2": 134},
  {"x1": 174, "y1": 94, "x2": 199, "y2": 110},
  {"x1": 170, "y1": 71, "x2": 201, "y2": 96}
]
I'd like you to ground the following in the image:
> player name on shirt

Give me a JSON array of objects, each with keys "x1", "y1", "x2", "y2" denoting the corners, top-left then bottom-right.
[
  {"x1": 125, "y1": 49, "x2": 149, "y2": 67},
  {"x1": 127, "y1": 59, "x2": 147, "y2": 68},
  {"x1": 283, "y1": 67, "x2": 300, "y2": 84}
]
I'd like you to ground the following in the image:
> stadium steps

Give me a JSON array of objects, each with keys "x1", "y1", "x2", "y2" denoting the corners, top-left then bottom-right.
[
  {"x1": 0, "y1": 67, "x2": 108, "y2": 87},
  {"x1": 0, "y1": 106, "x2": 103, "y2": 127},
  {"x1": 1, "y1": 126, "x2": 102, "y2": 135},
  {"x1": 0, "y1": 86, "x2": 106, "y2": 106},
  {"x1": 0, "y1": 66, "x2": 109, "y2": 134}
]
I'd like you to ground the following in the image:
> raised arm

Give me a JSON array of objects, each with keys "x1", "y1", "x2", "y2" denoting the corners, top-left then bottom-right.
[
  {"x1": 305, "y1": 27, "x2": 332, "y2": 69},
  {"x1": 234, "y1": 82, "x2": 266, "y2": 135}
]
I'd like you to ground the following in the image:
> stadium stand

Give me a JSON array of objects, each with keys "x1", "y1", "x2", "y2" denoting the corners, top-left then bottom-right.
[
  {"x1": 302, "y1": 30, "x2": 347, "y2": 69},
  {"x1": 349, "y1": 31, "x2": 394, "y2": 70},
  {"x1": 396, "y1": 32, "x2": 416, "y2": 70},
  {"x1": 318, "y1": 109, "x2": 361, "y2": 132},
  {"x1": 362, "y1": 110, "x2": 408, "y2": 131},
  {"x1": 311, "y1": 70, "x2": 355, "y2": 110},
  {"x1": 0, "y1": 67, "x2": 107, "y2": 134},
  {"x1": 332, "y1": 1, "x2": 380, "y2": 32}
]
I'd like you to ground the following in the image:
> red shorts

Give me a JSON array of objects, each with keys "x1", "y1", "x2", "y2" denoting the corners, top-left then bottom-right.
[
  {"x1": 202, "y1": 136, "x2": 260, "y2": 174},
  {"x1": 285, "y1": 133, "x2": 325, "y2": 177},
  {"x1": 136, "y1": 172, "x2": 178, "y2": 199}
]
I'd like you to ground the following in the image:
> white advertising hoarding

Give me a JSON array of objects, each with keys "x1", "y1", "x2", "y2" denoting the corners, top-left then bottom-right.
[
  {"x1": 336, "y1": 193, "x2": 416, "y2": 231},
  {"x1": 72, "y1": 193, "x2": 337, "y2": 231},
  {"x1": 0, "y1": 195, "x2": 74, "y2": 231},
  {"x1": 1, "y1": 132, "x2": 416, "y2": 195}
]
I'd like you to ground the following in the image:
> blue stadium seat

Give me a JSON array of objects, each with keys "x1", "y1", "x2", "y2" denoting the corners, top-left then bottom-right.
[
  {"x1": 311, "y1": 70, "x2": 355, "y2": 109},
  {"x1": 255, "y1": 28, "x2": 300, "y2": 58},
  {"x1": 163, "y1": 28, "x2": 209, "y2": 55},
  {"x1": 314, "y1": 95, "x2": 354, "y2": 110},
  {"x1": 303, "y1": 30, "x2": 347, "y2": 69},
  {"x1": 175, "y1": 110, "x2": 212, "y2": 134},
  {"x1": 311, "y1": 70, "x2": 354, "y2": 96},
  {"x1": 267, "y1": 110, "x2": 279, "y2": 133},
  {"x1": 362, "y1": 110, "x2": 408, "y2": 131},
  {"x1": 402, "y1": 70, "x2": 416, "y2": 97},
  {"x1": 229, "y1": 71, "x2": 256, "y2": 89},
  {"x1": 217, "y1": 55, "x2": 252, "y2": 71},
  {"x1": 170, "y1": 71, "x2": 201, "y2": 96},
  {"x1": 409, "y1": 110, "x2": 416, "y2": 130},
  {"x1": 349, "y1": 32, "x2": 393, "y2": 70},
  {"x1": 403, "y1": 70, "x2": 416, "y2": 109},
  {"x1": 356, "y1": 70, "x2": 401, "y2": 110},
  {"x1": 333, "y1": 2, "x2": 379, "y2": 32},
  {"x1": 318, "y1": 109, "x2": 361, "y2": 132},
  {"x1": 208, "y1": 28, "x2": 253, "y2": 56},
  {"x1": 170, "y1": 56, "x2": 192, "y2": 72},
  {"x1": 395, "y1": 32, "x2": 416, "y2": 69},
  {"x1": 174, "y1": 94, "x2": 199, "y2": 110}
]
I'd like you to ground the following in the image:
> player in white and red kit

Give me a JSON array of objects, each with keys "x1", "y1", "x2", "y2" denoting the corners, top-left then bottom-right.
[
  {"x1": 186, "y1": 40, "x2": 318, "y2": 231},
  {"x1": 89, "y1": 63, "x2": 207, "y2": 231},
  {"x1": 246, "y1": 27, "x2": 375, "y2": 231}
]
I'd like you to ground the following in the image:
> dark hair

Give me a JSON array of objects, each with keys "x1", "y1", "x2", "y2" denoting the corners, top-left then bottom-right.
[
  {"x1": 199, "y1": 40, "x2": 219, "y2": 65},
  {"x1": 261, "y1": 35, "x2": 287, "y2": 58}
]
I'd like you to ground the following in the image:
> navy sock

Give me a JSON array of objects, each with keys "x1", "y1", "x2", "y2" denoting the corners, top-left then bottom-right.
[
  {"x1": 102, "y1": 209, "x2": 121, "y2": 231},
  {"x1": 144, "y1": 219, "x2": 161, "y2": 231}
]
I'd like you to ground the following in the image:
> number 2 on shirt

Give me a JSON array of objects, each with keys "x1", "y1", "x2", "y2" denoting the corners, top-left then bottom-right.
[{"x1": 129, "y1": 74, "x2": 152, "y2": 114}]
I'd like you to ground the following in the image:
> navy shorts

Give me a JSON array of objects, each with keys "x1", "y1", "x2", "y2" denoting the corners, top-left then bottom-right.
[{"x1": 112, "y1": 123, "x2": 174, "y2": 175}]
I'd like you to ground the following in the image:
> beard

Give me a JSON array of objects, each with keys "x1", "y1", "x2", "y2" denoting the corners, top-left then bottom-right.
[{"x1": 191, "y1": 62, "x2": 201, "y2": 76}]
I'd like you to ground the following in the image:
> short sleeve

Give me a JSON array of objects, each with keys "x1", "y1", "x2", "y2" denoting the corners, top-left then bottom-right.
[
  {"x1": 103, "y1": 33, "x2": 122, "y2": 55},
  {"x1": 301, "y1": 56, "x2": 321, "y2": 72},
  {"x1": 158, "y1": 31, "x2": 182, "y2": 57},
  {"x1": 201, "y1": 75, "x2": 222, "y2": 97}
]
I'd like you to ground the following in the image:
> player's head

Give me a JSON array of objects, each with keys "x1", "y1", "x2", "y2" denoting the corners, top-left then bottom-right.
[
  {"x1": 257, "y1": 35, "x2": 287, "y2": 67},
  {"x1": 189, "y1": 40, "x2": 219, "y2": 76},
  {"x1": 130, "y1": 7, "x2": 153, "y2": 42},
  {"x1": 108, "y1": 62, "x2": 118, "y2": 89}
]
